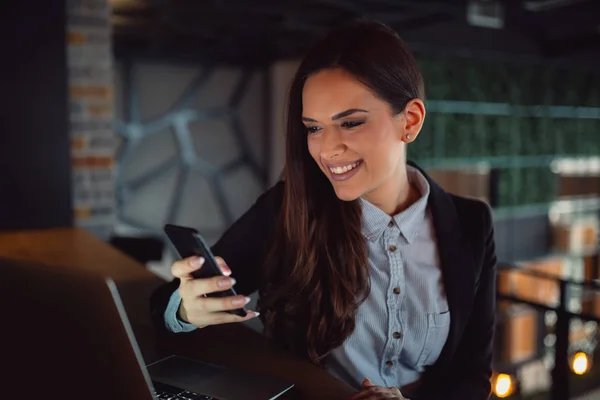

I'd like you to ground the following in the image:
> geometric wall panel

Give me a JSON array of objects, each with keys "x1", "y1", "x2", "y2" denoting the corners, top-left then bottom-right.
[{"x1": 114, "y1": 61, "x2": 269, "y2": 244}]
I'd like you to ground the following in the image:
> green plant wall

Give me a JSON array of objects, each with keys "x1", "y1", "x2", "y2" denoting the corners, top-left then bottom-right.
[{"x1": 410, "y1": 55, "x2": 600, "y2": 208}]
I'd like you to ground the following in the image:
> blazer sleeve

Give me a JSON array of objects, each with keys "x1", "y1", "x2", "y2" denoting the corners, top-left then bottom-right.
[
  {"x1": 149, "y1": 182, "x2": 284, "y2": 334},
  {"x1": 425, "y1": 201, "x2": 497, "y2": 400}
]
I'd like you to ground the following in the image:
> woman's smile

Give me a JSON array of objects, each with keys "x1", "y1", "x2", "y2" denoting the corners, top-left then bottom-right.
[{"x1": 324, "y1": 160, "x2": 364, "y2": 181}]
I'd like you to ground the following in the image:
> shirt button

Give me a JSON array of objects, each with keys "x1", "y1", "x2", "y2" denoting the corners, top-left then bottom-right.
[
  {"x1": 388, "y1": 220, "x2": 394, "y2": 228},
  {"x1": 392, "y1": 331, "x2": 402, "y2": 339},
  {"x1": 385, "y1": 360, "x2": 393, "y2": 367},
  {"x1": 393, "y1": 287, "x2": 401, "y2": 295},
  {"x1": 388, "y1": 244, "x2": 397, "y2": 252}
]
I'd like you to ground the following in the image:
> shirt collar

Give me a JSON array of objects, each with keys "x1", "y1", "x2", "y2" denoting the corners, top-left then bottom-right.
[{"x1": 360, "y1": 165, "x2": 430, "y2": 244}]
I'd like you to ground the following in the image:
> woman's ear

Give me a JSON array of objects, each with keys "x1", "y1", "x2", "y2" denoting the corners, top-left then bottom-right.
[{"x1": 398, "y1": 99, "x2": 426, "y2": 143}]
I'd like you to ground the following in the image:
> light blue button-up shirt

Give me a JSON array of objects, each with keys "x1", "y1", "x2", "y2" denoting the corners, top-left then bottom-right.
[{"x1": 164, "y1": 165, "x2": 450, "y2": 390}]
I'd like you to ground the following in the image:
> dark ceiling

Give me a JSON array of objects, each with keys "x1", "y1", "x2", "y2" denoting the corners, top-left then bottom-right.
[{"x1": 111, "y1": 0, "x2": 600, "y2": 67}]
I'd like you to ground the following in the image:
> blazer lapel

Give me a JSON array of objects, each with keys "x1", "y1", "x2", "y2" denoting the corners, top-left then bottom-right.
[{"x1": 409, "y1": 161, "x2": 477, "y2": 368}]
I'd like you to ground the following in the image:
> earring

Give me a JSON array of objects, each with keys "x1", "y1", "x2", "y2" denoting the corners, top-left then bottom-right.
[{"x1": 406, "y1": 134, "x2": 412, "y2": 141}]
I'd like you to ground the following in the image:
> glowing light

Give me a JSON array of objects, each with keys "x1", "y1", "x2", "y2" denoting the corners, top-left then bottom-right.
[
  {"x1": 494, "y1": 373, "x2": 514, "y2": 398},
  {"x1": 571, "y1": 352, "x2": 590, "y2": 375}
]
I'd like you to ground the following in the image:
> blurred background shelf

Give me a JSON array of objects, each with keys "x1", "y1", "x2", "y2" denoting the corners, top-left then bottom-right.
[{"x1": 418, "y1": 155, "x2": 600, "y2": 169}]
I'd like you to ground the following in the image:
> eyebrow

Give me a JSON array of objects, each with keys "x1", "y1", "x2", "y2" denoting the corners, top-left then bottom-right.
[{"x1": 302, "y1": 108, "x2": 369, "y2": 123}]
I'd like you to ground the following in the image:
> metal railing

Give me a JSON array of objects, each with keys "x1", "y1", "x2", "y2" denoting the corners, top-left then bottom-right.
[{"x1": 497, "y1": 262, "x2": 600, "y2": 400}]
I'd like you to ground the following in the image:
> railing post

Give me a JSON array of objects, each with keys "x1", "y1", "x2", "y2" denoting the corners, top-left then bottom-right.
[{"x1": 551, "y1": 279, "x2": 570, "y2": 400}]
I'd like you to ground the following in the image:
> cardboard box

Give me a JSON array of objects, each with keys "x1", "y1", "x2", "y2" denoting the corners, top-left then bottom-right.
[
  {"x1": 583, "y1": 254, "x2": 599, "y2": 281},
  {"x1": 501, "y1": 305, "x2": 538, "y2": 363},
  {"x1": 498, "y1": 257, "x2": 564, "y2": 309},
  {"x1": 427, "y1": 166, "x2": 490, "y2": 203},
  {"x1": 581, "y1": 292, "x2": 600, "y2": 319},
  {"x1": 558, "y1": 175, "x2": 600, "y2": 197},
  {"x1": 552, "y1": 219, "x2": 598, "y2": 254}
]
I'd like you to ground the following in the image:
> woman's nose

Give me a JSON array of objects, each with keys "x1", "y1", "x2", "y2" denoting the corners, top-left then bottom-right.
[{"x1": 320, "y1": 129, "x2": 345, "y2": 160}]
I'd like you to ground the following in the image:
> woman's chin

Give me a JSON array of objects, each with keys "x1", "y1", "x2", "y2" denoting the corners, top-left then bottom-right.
[{"x1": 331, "y1": 185, "x2": 362, "y2": 202}]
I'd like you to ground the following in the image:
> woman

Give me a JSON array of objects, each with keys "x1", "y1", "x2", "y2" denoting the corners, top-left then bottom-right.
[{"x1": 151, "y1": 20, "x2": 497, "y2": 400}]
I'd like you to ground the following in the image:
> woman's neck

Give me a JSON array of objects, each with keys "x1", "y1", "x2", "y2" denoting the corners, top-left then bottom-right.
[{"x1": 362, "y1": 167, "x2": 420, "y2": 216}]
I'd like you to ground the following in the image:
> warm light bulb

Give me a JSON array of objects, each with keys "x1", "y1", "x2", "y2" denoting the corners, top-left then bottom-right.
[
  {"x1": 572, "y1": 352, "x2": 589, "y2": 375},
  {"x1": 494, "y1": 373, "x2": 513, "y2": 398}
]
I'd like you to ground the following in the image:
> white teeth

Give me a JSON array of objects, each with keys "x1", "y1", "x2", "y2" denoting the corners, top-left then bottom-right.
[{"x1": 329, "y1": 161, "x2": 360, "y2": 175}]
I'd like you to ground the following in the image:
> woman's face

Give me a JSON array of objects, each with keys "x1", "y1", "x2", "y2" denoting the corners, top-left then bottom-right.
[{"x1": 302, "y1": 68, "x2": 408, "y2": 203}]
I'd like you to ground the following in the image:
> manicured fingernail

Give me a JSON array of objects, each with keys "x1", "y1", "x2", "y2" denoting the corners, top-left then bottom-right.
[
  {"x1": 218, "y1": 277, "x2": 235, "y2": 287},
  {"x1": 253, "y1": 311, "x2": 260, "y2": 317},
  {"x1": 232, "y1": 296, "x2": 251, "y2": 306},
  {"x1": 190, "y1": 256, "x2": 204, "y2": 267},
  {"x1": 220, "y1": 264, "x2": 232, "y2": 276}
]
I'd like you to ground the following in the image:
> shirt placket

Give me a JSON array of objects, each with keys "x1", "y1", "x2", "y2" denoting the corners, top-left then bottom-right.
[{"x1": 380, "y1": 225, "x2": 404, "y2": 386}]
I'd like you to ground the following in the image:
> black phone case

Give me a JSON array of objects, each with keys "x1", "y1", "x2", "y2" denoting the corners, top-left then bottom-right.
[{"x1": 163, "y1": 224, "x2": 247, "y2": 317}]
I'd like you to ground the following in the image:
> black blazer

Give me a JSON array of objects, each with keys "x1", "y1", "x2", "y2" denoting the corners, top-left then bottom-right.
[{"x1": 150, "y1": 162, "x2": 497, "y2": 400}]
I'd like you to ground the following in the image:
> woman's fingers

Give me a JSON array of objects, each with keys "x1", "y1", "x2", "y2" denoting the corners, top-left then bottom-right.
[
  {"x1": 173, "y1": 255, "x2": 259, "y2": 329},
  {"x1": 214, "y1": 256, "x2": 232, "y2": 276},
  {"x1": 182, "y1": 274, "x2": 237, "y2": 298},
  {"x1": 185, "y1": 309, "x2": 260, "y2": 327},
  {"x1": 171, "y1": 256, "x2": 204, "y2": 281},
  {"x1": 361, "y1": 378, "x2": 375, "y2": 388},
  {"x1": 350, "y1": 385, "x2": 406, "y2": 400},
  {"x1": 185, "y1": 294, "x2": 252, "y2": 313}
]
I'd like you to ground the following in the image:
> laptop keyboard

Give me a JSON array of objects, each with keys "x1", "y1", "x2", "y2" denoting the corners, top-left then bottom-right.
[{"x1": 152, "y1": 380, "x2": 221, "y2": 400}]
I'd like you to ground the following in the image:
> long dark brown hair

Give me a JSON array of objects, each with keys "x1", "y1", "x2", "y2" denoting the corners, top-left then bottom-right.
[{"x1": 258, "y1": 20, "x2": 425, "y2": 365}]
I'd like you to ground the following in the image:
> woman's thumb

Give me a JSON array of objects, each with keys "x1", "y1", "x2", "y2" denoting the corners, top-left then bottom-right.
[{"x1": 361, "y1": 377, "x2": 374, "y2": 387}]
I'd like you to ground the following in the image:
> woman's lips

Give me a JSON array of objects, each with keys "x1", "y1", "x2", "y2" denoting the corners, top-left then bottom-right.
[{"x1": 325, "y1": 160, "x2": 363, "y2": 182}]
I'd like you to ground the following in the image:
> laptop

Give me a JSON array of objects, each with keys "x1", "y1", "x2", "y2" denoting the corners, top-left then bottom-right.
[{"x1": 0, "y1": 257, "x2": 294, "y2": 400}]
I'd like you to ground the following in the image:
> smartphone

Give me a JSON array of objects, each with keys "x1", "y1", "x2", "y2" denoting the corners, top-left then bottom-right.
[{"x1": 163, "y1": 224, "x2": 247, "y2": 317}]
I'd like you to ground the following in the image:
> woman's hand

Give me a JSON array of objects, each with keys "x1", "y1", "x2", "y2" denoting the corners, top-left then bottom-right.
[
  {"x1": 349, "y1": 378, "x2": 409, "y2": 400},
  {"x1": 172, "y1": 255, "x2": 259, "y2": 328}
]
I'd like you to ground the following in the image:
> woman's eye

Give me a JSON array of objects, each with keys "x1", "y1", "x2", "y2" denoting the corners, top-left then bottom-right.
[
  {"x1": 341, "y1": 120, "x2": 364, "y2": 129},
  {"x1": 305, "y1": 126, "x2": 321, "y2": 135}
]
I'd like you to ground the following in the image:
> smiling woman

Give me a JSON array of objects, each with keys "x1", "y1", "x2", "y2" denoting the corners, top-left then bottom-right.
[
  {"x1": 301, "y1": 68, "x2": 426, "y2": 210},
  {"x1": 151, "y1": 19, "x2": 497, "y2": 400}
]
